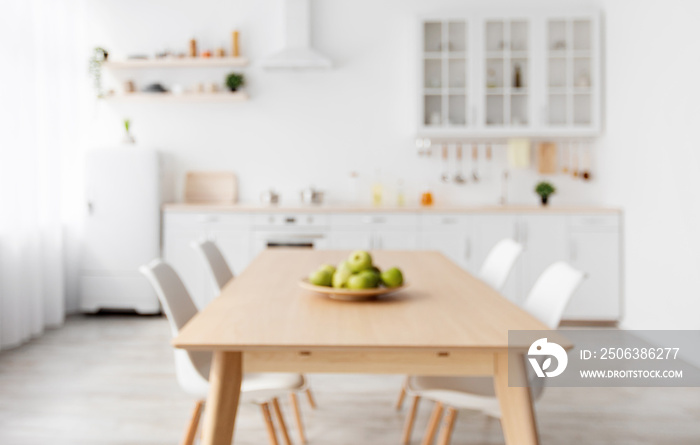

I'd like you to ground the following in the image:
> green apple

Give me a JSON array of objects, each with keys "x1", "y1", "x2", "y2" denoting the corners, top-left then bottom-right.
[
  {"x1": 380, "y1": 267, "x2": 404, "y2": 288},
  {"x1": 332, "y1": 267, "x2": 352, "y2": 288},
  {"x1": 347, "y1": 250, "x2": 373, "y2": 273},
  {"x1": 370, "y1": 266, "x2": 381, "y2": 275},
  {"x1": 308, "y1": 269, "x2": 332, "y2": 287},
  {"x1": 319, "y1": 264, "x2": 336, "y2": 276},
  {"x1": 348, "y1": 270, "x2": 380, "y2": 289}
]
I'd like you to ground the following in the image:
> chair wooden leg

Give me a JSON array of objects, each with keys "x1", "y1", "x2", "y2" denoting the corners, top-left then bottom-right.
[
  {"x1": 181, "y1": 400, "x2": 204, "y2": 445},
  {"x1": 305, "y1": 388, "x2": 317, "y2": 409},
  {"x1": 271, "y1": 398, "x2": 293, "y2": 445},
  {"x1": 261, "y1": 403, "x2": 279, "y2": 445},
  {"x1": 401, "y1": 395, "x2": 421, "y2": 445},
  {"x1": 395, "y1": 379, "x2": 407, "y2": 410},
  {"x1": 437, "y1": 407, "x2": 458, "y2": 445},
  {"x1": 421, "y1": 402, "x2": 443, "y2": 445},
  {"x1": 290, "y1": 392, "x2": 307, "y2": 444}
]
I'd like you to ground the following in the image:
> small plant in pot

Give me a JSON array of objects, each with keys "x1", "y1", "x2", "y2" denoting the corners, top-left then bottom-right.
[
  {"x1": 225, "y1": 73, "x2": 245, "y2": 92},
  {"x1": 535, "y1": 181, "x2": 556, "y2": 206}
]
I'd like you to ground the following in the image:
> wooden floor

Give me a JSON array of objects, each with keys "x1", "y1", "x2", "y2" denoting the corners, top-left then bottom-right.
[{"x1": 0, "y1": 315, "x2": 698, "y2": 445}]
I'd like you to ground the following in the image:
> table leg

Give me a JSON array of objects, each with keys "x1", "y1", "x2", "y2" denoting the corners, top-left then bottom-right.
[
  {"x1": 201, "y1": 351, "x2": 243, "y2": 445},
  {"x1": 493, "y1": 352, "x2": 539, "y2": 445}
]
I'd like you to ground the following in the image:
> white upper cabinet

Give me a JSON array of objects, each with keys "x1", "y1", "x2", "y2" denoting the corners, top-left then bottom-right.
[
  {"x1": 417, "y1": 9, "x2": 601, "y2": 137},
  {"x1": 543, "y1": 14, "x2": 601, "y2": 133},
  {"x1": 421, "y1": 20, "x2": 472, "y2": 130}
]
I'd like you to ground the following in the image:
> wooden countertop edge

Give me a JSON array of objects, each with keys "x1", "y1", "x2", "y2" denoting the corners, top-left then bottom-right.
[{"x1": 162, "y1": 203, "x2": 622, "y2": 214}]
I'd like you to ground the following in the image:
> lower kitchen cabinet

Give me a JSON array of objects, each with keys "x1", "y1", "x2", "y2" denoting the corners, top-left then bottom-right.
[
  {"x1": 162, "y1": 208, "x2": 622, "y2": 322},
  {"x1": 563, "y1": 223, "x2": 621, "y2": 321},
  {"x1": 420, "y1": 214, "x2": 475, "y2": 272},
  {"x1": 328, "y1": 230, "x2": 374, "y2": 250},
  {"x1": 519, "y1": 215, "x2": 570, "y2": 303}
]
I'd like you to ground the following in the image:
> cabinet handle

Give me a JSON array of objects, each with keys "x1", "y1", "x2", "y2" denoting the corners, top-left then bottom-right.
[{"x1": 376, "y1": 235, "x2": 383, "y2": 250}]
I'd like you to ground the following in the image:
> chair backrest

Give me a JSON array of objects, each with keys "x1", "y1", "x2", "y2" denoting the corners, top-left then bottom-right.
[
  {"x1": 522, "y1": 261, "x2": 586, "y2": 329},
  {"x1": 478, "y1": 238, "x2": 524, "y2": 291},
  {"x1": 140, "y1": 259, "x2": 198, "y2": 337},
  {"x1": 191, "y1": 240, "x2": 234, "y2": 292},
  {"x1": 139, "y1": 259, "x2": 211, "y2": 385}
]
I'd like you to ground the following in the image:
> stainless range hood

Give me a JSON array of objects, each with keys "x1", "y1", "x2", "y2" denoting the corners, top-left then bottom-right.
[{"x1": 261, "y1": 0, "x2": 332, "y2": 70}]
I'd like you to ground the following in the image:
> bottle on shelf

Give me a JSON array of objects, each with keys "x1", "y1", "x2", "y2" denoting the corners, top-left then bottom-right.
[
  {"x1": 514, "y1": 64, "x2": 522, "y2": 88},
  {"x1": 397, "y1": 179, "x2": 406, "y2": 207}
]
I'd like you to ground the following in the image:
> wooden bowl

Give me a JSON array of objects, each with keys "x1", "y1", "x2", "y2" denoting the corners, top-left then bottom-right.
[{"x1": 298, "y1": 279, "x2": 408, "y2": 301}]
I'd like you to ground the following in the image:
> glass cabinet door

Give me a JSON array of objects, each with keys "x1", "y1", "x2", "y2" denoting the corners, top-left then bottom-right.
[
  {"x1": 421, "y1": 20, "x2": 469, "y2": 128},
  {"x1": 483, "y1": 18, "x2": 530, "y2": 128},
  {"x1": 546, "y1": 17, "x2": 594, "y2": 127}
]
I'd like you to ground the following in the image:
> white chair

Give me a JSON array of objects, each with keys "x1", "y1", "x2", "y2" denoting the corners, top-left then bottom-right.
[
  {"x1": 191, "y1": 239, "x2": 319, "y2": 415},
  {"x1": 140, "y1": 259, "x2": 311, "y2": 445},
  {"x1": 401, "y1": 261, "x2": 585, "y2": 445},
  {"x1": 191, "y1": 239, "x2": 234, "y2": 292},
  {"x1": 394, "y1": 239, "x2": 523, "y2": 414},
  {"x1": 478, "y1": 238, "x2": 524, "y2": 291}
]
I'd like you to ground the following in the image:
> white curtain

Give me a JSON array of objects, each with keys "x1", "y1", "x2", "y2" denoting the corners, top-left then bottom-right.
[{"x1": 0, "y1": 0, "x2": 87, "y2": 350}]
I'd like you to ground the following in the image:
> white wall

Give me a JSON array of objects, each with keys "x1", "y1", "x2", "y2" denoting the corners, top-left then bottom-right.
[
  {"x1": 84, "y1": 0, "x2": 700, "y2": 329},
  {"x1": 598, "y1": 0, "x2": 700, "y2": 330},
  {"x1": 85, "y1": 0, "x2": 603, "y2": 207}
]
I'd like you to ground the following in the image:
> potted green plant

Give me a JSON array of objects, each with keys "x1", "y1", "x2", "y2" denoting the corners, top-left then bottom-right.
[
  {"x1": 88, "y1": 47, "x2": 109, "y2": 98},
  {"x1": 535, "y1": 181, "x2": 556, "y2": 206},
  {"x1": 225, "y1": 73, "x2": 245, "y2": 92}
]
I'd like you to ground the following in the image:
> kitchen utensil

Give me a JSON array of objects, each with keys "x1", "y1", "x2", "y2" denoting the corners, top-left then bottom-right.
[
  {"x1": 471, "y1": 144, "x2": 480, "y2": 182},
  {"x1": 485, "y1": 143, "x2": 493, "y2": 161},
  {"x1": 416, "y1": 138, "x2": 424, "y2": 156},
  {"x1": 571, "y1": 142, "x2": 579, "y2": 178},
  {"x1": 184, "y1": 171, "x2": 238, "y2": 204},
  {"x1": 298, "y1": 279, "x2": 408, "y2": 301},
  {"x1": 581, "y1": 143, "x2": 592, "y2": 180},
  {"x1": 441, "y1": 144, "x2": 450, "y2": 183},
  {"x1": 424, "y1": 138, "x2": 433, "y2": 156},
  {"x1": 453, "y1": 144, "x2": 466, "y2": 184},
  {"x1": 260, "y1": 189, "x2": 280, "y2": 205},
  {"x1": 300, "y1": 186, "x2": 324, "y2": 205},
  {"x1": 561, "y1": 142, "x2": 570, "y2": 174},
  {"x1": 537, "y1": 142, "x2": 558, "y2": 174}
]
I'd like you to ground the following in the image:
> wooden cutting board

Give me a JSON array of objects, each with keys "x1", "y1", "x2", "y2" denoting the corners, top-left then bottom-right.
[
  {"x1": 184, "y1": 171, "x2": 238, "y2": 204},
  {"x1": 537, "y1": 142, "x2": 558, "y2": 174}
]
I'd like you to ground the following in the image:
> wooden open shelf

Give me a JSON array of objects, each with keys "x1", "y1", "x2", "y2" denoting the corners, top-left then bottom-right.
[
  {"x1": 102, "y1": 57, "x2": 249, "y2": 69},
  {"x1": 102, "y1": 92, "x2": 249, "y2": 103}
]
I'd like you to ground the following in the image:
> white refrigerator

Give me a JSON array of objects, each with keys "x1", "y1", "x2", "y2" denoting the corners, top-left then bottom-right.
[{"x1": 80, "y1": 147, "x2": 161, "y2": 314}]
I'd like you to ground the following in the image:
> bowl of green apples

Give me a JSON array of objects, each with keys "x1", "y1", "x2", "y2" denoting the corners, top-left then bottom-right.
[{"x1": 299, "y1": 250, "x2": 406, "y2": 301}]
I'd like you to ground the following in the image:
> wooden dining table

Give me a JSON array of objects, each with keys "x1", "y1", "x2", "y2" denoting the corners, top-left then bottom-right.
[{"x1": 173, "y1": 249, "x2": 550, "y2": 445}]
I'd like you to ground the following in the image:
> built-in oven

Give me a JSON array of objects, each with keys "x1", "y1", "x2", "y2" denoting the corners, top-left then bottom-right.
[{"x1": 251, "y1": 213, "x2": 330, "y2": 255}]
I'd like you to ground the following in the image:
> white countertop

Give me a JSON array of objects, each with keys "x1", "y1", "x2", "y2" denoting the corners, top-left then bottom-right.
[{"x1": 162, "y1": 203, "x2": 622, "y2": 214}]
